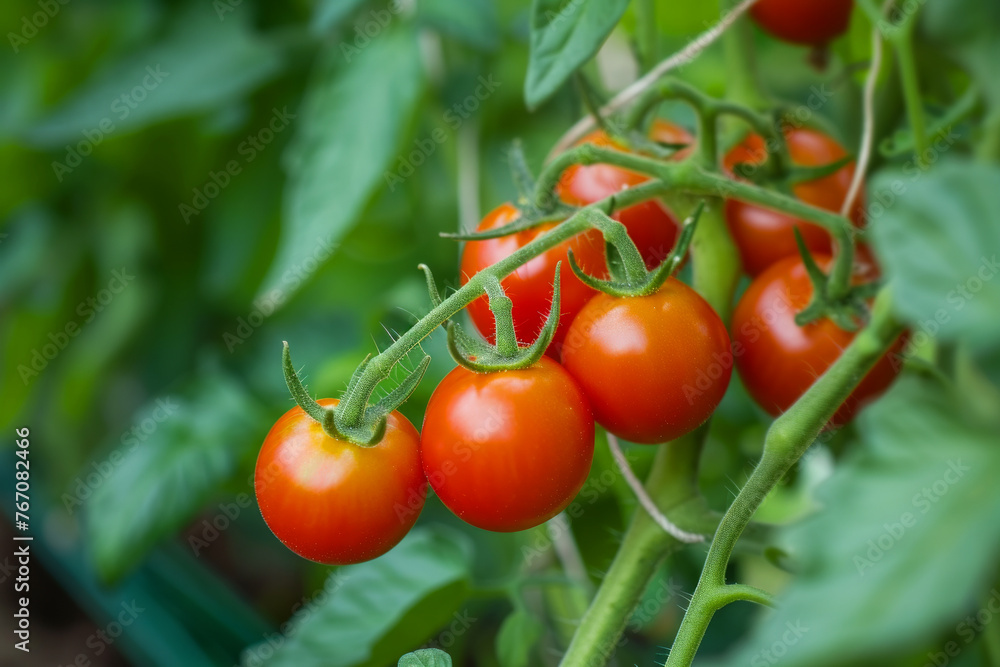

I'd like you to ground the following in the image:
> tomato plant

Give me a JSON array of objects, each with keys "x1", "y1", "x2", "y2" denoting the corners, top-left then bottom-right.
[
  {"x1": 557, "y1": 120, "x2": 692, "y2": 268},
  {"x1": 750, "y1": 0, "x2": 854, "y2": 46},
  {"x1": 561, "y1": 278, "x2": 732, "y2": 444},
  {"x1": 255, "y1": 399, "x2": 425, "y2": 564},
  {"x1": 724, "y1": 127, "x2": 863, "y2": 276},
  {"x1": 731, "y1": 255, "x2": 906, "y2": 426},
  {"x1": 460, "y1": 203, "x2": 606, "y2": 354},
  {"x1": 420, "y1": 356, "x2": 594, "y2": 532}
]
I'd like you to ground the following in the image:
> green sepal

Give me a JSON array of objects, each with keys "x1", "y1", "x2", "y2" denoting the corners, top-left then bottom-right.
[
  {"x1": 508, "y1": 139, "x2": 537, "y2": 204},
  {"x1": 418, "y1": 263, "x2": 443, "y2": 309},
  {"x1": 365, "y1": 355, "x2": 431, "y2": 423},
  {"x1": 785, "y1": 155, "x2": 854, "y2": 186},
  {"x1": 567, "y1": 201, "x2": 704, "y2": 298},
  {"x1": 791, "y1": 228, "x2": 880, "y2": 332},
  {"x1": 281, "y1": 342, "x2": 338, "y2": 439},
  {"x1": 440, "y1": 204, "x2": 575, "y2": 241},
  {"x1": 448, "y1": 266, "x2": 562, "y2": 372}
]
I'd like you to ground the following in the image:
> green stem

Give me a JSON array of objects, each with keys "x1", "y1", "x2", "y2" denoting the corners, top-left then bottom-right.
[
  {"x1": 559, "y1": 435, "x2": 708, "y2": 666},
  {"x1": 664, "y1": 288, "x2": 905, "y2": 667},
  {"x1": 721, "y1": 0, "x2": 770, "y2": 112},
  {"x1": 634, "y1": 0, "x2": 658, "y2": 73},
  {"x1": 335, "y1": 144, "x2": 856, "y2": 432},
  {"x1": 890, "y1": 12, "x2": 929, "y2": 167}
]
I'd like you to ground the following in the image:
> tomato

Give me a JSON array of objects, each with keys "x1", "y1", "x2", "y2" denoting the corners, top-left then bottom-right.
[
  {"x1": 750, "y1": 0, "x2": 853, "y2": 46},
  {"x1": 561, "y1": 278, "x2": 732, "y2": 444},
  {"x1": 557, "y1": 120, "x2": 693, "y2": 269},
  {"x1": 420, "y1": 357, "x2": 594, "y2": 532},
  {"x1": 255, "y1": 399, "x2": 425, "y2": 564},
  {"x1": 731, "y1": 255, "x2": 906, "y2": 426},
  {"x1": 724, "y1": 127, "x2": 863, "y2": 277},
  {"x1": 460, "y1": 203, "x2": 607, "y2": 356}
]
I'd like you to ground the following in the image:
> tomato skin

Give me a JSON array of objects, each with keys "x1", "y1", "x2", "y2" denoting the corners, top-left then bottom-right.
[
  {"x1": 724, "y1": 128, "x2": 863, "y2": 277},
  {"x1": 255, "y1": 399, "x2": 425, "y2": 564},
  {"x1": 731, "y1": 255, "x2": 906, "y2": 426},
  {"x1": 460, "y1": 203, "x2": 607, "y2": 355},
  {"x1": 750, "y1": 0, "x2": 853, "y2": 46},
  {"x1": 561, "y1": 279, "x2": 732, "y2": 444},
  {"x1": 420, "y1": 357, "x2": 594, "y2": 532},
  {"x1": 558, "y1": 120, "x2": 693, "y2": 269}
]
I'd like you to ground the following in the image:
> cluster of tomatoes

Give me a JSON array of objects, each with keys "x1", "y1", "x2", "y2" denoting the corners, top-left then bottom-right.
[{"x1": 254, "y1": 0, "x2": 903, "y2": 567}]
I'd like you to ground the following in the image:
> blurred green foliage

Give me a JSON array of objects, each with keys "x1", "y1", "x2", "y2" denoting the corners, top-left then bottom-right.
[{"x1": 2, "y1": 0, "x2": 1000, "y2": 666}]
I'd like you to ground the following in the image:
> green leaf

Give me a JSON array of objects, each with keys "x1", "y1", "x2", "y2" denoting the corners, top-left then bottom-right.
[
  {"x1": 524, "y1": 0, "x2": 630, "y2": 110},
  {"x1": 496, "y1": 610, "x2": 542, "y2": 667},
  {"x1": 869, "y1": 161, "x2": 1000, "y2": 350},
  {"x1": 85, "y1": 371, "x2": 266, "y2": 583},
  {"x1": 264, "y1": 25, "x2": 424, "y2": 297},
  {"x1": 243, "y1": 527, "x2": 473, "y2": 667},
  {"x1": 417, "y1": 0, "x2": 500, "y2": 50},
  {"x1": 25, "y1": 5, "x2": 284, "y2": 146},
  {"x1": 722, "y1": 375, "x2": 1000, "y2": 667},
  {"x1": 312, "y1": 0, "x2": 369, "y2": 35},
  {"x1": 398, "y1": 648, "x2": 453, "y2": 667}
]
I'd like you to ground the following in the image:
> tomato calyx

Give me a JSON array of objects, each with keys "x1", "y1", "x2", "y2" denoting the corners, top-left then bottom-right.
[
  {"x1": 792, "y1": 232, "x2": 881, "y2": 332},
  {"x1": 448, "y1": 267, "x2": 562, "y2": 372},
  {"x1": 567, "y1": 202, "x2": 702, "y2": 298},
  {"x1": 281, "y1": 341, "x2": 430, "y2": 446}
]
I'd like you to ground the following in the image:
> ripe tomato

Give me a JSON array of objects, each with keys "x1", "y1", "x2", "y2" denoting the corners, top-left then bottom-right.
[
  {"x1": 731, "y1": 255, "x2": 906, "y2": 426},
  {"x1": 561, "y1": 279, "x2": 732, "y2": 444},
  {"x1": 724, "y1": 127, "x2": 863, "y2": 277},
  {"x1": 460, "y1": 203, "x2": 607, "y2": 356},
  {"x1": 557, "y1": 120, "x2": 693, "y2": 269},
  {"x1": 420, "y1": 357, "x2": 594, "y2": 532},
  {"x1": 255, "y1": 399, "x2": 425, "y2": 564},
  {"x1": 750, "y1": 0, "x2": 853, "y2": 46}
]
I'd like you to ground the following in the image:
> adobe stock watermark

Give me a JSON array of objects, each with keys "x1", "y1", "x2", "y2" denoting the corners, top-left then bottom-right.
[
  {"x1": 394, "y1": 406, "x2": 511, "y2": 523},
  {"x1": 749, "y1": 620, "x2": 810, "y2": 666},
  {"x1": 339, "y1": 0, "x2": 405, "y2": 62},
  {"x1": 922, "y1": 589, "x2": 1000, "y2": 667},
  {"x1": 221, "y1": 235, "x2": 336, "y2": 352},
  {"x1": 61, "y1": 397, "x2": 179, "y2": 514},
  {"x1": 179, "y1": 106, "x2": 296, "y2": 224},
  {"x1": 886, "y1": 254, "x2": 1000, "y2": 373},
  {"x1": 18, "y1": 268, "x2": 136, "y2": 385},
  {"x1": 383, "y1": 75, "x2": 501, "y2": 192},
  {"x1": 7, "y1": 0, "x2": 71, "y2": 54},
  {"x1": 51, "y1": 66, "x2": 170, "y2": 182},
  {"x1": 240, "y1": 570, "x2": 351, "y2": 667},
  {"x1": 860, "y1": 126, "x2": 960, "y2": 228},
  {"x1": 58, "y1": 600, "x2": 145, "y2": 667},
  {"x1": 190, "y1": 432, "x2": 313, "y2": 555},
  {"x1": 853, "y1": 459, "x2": 969, "y2": 575}
]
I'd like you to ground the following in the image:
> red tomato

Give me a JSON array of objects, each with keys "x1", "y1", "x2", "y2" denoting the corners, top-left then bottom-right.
[
  {"x1": 561, "y1": 279, "x2": 732, "y2": 444},
  {"x1": 724, "y1": 127, "x2": 863, "y2": 277},
  {"x1": 558, "y1": 120, "x2": 693, "y2": 269},
  {"x1": 255, "y1": 399, "x2": 425, "y2": 564},
  {"x1": 460, "y1": 203, "x2": 607, "y2": 355},
  {"x1": 420, "y1": 357, "x2": 594, "y2": 532},
  {"x1": 750, "y1": 0, "x2": 853, "y2": 46},
  {"x1": 731, "y1": 255, "x2": 906, "y2": 426}
]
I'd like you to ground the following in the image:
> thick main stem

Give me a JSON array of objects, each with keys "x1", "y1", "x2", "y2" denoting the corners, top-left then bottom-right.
[
  {"x1": 559, "y1": 435, "x2": 706, "y2": 666},
  {"x1": 664, "y1": 289, "x2": 905, "y2": 667}
]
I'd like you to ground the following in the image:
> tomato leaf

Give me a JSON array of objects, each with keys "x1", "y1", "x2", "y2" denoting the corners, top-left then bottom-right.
[
  {"x1": 524, "y1": 0, "x2": 630, "y2": 110},
  {"x1": 242, "y1": 527, "x2": 473, "y2": 667},
  {"x1": 869, "y1": 161, "x2": 1000, "y2": 350},
  {"x1": 496, "y1": 610, "x2": 542, "y2": 667},
  {"x1": 398, "y1": 648, "x2": 453, "y2": 667},
  {"x1": 24, "y1": 5, "x2": 283, "y2": 145},
  {"x1": 719, "y1": 375, "x2": 1000, "y2": 666},
  {"x1": 85, "y1": 371, "x2": 266, "y2": 583},
  {"x1": 264, "y1": 25, "x2": 424, "y2": 298}
]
